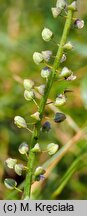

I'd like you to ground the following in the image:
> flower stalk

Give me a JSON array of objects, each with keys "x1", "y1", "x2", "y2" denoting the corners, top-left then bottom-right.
[{"x1": 23, "y1": 8, "x2": 73, "y2": 199}]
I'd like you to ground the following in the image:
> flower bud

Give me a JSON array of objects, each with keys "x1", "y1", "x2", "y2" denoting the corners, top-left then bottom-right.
[
  {"x1": 14, "y1": 116, "x2": 27, "y2": 128},
  {"x1": 38, "y1": 175, "x2": 45, "y2": 181},
  {"x1": 74, "y1": 19, "x2": 84, "y2": 29},
  {"x1": 56, "y1": 0, "x2": 67, "y2": 10},
  {"x1": 35, "y1": 84, "x2": 45, "y2": 95},
  {"x1": 60, "y1": 54, "x2": 67, "y2": 63},
  {"x1": 34, "y1": 166, "x2": 46, "y2": 177},
  {"x1": 47, "y1": 143, "x2": 59, "y2": 155},
  {"x1": 66, "y1": 73, "x2": 76, "y2": 81},
  {"x1": 24, "y1": 90, "x2": 35, "y2": 101},
  {"x1": 5, "y1": 158, "x2": 17, "y2": 169},
  {"x1": 31, "y1": 111, "x2": 40, "y2": 121},
  {"x1": 41, "y1": 67, "x2": 51, "y2": 78},
  {"x1": 42, "y1": 121, "x2": 51, "y2": 132},
  {"x1": 4, "y1": 178, "x2": 17, "y2": 190},
  {"x1": 33, "y1": 52, "x2": 43, "y2": 65},
  {"x1": 23, "y1": 79, "x2": 34, "y2": 91},
  {"x1": 59, "y1": 67, "x2": 72, "y2": 79},
  {"x1": 68, "y1": 1, "x2": 77, "y2": 11},
  {"x1": 41, "y1": 50, "x2": 52, "y2": 62},
  {"x1": 32, "y1": 143, "x2": 41, "y2": 153},
  {"x1": 55, "y1": 94, "x2": 66, "y2": 106},
  {"x1": 41, "y1": 28, "x2": 53, "y2": 42},
  {"x1": 51, "y1": 7, "x2": 62, "y2": 18},
  {"x1": 63, "y1": 42, "x2": 73, "y2": 50},
  {"x1": 54, "y1": 112, "x2": 66, "y2": 123},
  {"x1": 18, "y1": 142, "x2": 29, "y2": 155},
  {"x1": 14, "y1": 164, "x2": 24, "y2": 176}
]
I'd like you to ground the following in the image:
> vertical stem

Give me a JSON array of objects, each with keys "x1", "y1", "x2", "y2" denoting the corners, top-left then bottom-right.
[{"x1": 23, "y1": 9, "x2": 73, "y2": 199}]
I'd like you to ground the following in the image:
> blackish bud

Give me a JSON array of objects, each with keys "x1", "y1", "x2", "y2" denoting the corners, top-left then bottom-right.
[
  {"x1": 54, "y1": 112, "x2": 66, "y2": 123},
  {"x1": 42, "y1": 121, "x2": 51, "y2": 132}
]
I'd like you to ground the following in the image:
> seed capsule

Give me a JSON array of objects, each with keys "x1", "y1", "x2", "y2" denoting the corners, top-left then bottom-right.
[
  {"x1": 4, "y1": 178, "x2": 17, "y2": 190},
  {"x1": 54, "y1": 112, "x2": 66, "y2": 123},
  {"x1": 18, "y1": 142, "x2": 29, "y2": 155},
  {"x1": 47, "y1": 143, "x2": 59, "y2": 155},
  {"x1": 33, "y1": 52, "x2": 43, "y2": 65},
  {"x1": 41, "y1": 67, "x2": 51, "y2": 78},
  {"x1": 32, "y1": 143, "x2": 41, "y2": 153},
  {"x1": 14, "y1": 164, "x2": 24, "y2": 176},
  {"x1": 24, "y1": 90, "x2": 35, "y2": 101},
  {"x1": 23, "y1": 79, "x2": 34, "y2": 91},
  {"x1": 41, "y1": 28, "x2": 53, "y2": 42},
  {"x1": 41, "y1": 50, "x2": 52, "y2": 62},
  {"x1": 42, "y1": 121, "x2": 51, "y2": 132},
  {"x1": 5, "y1": 158, "x2": 17, "y2": 169},
  {"x1": 14, "y1": 116, "x2": 27, "y2": 128}
]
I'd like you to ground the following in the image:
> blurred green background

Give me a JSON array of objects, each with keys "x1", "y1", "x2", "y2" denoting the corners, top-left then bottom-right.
[{"x1": 0, "y1": 0, "x2": 87, "y2": 200}]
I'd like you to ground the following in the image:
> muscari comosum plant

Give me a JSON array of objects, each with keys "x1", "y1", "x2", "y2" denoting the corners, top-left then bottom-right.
[{"x1": 4, "y1": 0, "x2": 84, "y2": 199}]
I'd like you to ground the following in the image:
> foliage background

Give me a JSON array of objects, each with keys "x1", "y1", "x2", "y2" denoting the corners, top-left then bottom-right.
[{"x1": 0, "y1": 0, "x2": 87, "y2": 200}]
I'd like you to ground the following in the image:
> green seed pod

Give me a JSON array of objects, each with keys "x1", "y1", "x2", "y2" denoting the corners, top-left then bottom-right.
[
  {"x1": 14, "y1": 116, "x2": 27, "y2": 128},
  {"x1": 55, "y1": 94, "x2": 66, "y2": 106},
  {"x1": 59, "y1": 67, "x2": 72, "y2": 78},
  {"x1": 31, "y1": 111, "x2": 40, "y2": 121},
  {"x1": 18, "y1": 142, "x2": 29, "y2": 155},
  {"x1": 24, "y1": 90, "x2": 35, "y2": 101},
  {"x1": 5, "y1": 158, "x2": 17, "y2": 169},
  {"x1": 4, "y1": 178, "x2": 17, "y2": 190},
  {"x1": 14, "y1": 164, "x2": 24, "y2": 176},
  {"x1": 32, "y1": 143, "x2": 41, "y2": 153},
  {"x1": 23, "y1": 79, "x2": 34, "y2": 91},
  {"x1": 47, "y1": 143, "x2": 59, "y2": 155},
  {"x1": 34, "y1": 166, "x2": 46, "y2": 177},
  {"x1": 33, "y1": 52, "x2": 43, "y2": 65},
  {"x1": 41, "y1": 28, "x2": 53, "y2": 42},
  {"x1": 54, "y1": 112, "x2": 66, "y2": 123}
]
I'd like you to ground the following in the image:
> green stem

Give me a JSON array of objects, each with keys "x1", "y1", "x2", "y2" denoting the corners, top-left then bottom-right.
[{"x1": 23, "y1": 9, "x2": 73, "y2": 199}]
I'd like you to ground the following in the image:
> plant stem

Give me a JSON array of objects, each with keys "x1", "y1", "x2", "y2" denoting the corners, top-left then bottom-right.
[{"x1": 23, "y1": 9, "x2": 73, "y2": 199}]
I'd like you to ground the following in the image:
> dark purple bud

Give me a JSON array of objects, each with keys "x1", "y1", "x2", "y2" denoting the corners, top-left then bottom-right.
[
  {"x1": 42, "y1": 121, "x2": 51, "y2": 132},
  {"x1": 74, "y1": 19, "x2": 84, "y2": 29},
  {"x1": 54, "y1": 112, "x2": 66, "y2": 123},
  {"x1": 39, "y1": 175, "x2": 45, "y2": 181}
]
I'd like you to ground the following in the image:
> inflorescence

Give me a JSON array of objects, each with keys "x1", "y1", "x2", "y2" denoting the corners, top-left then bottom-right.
[{"x1": 4, "y1": 0, "x2": 84, "y2": 198}]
